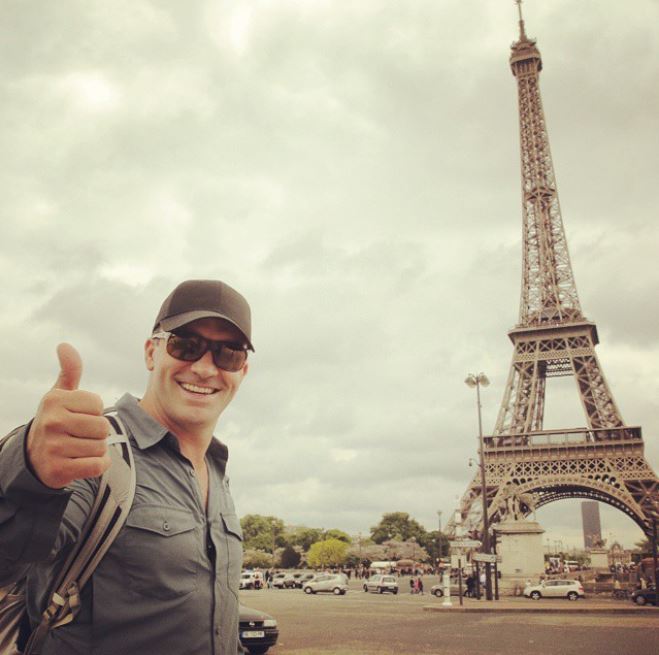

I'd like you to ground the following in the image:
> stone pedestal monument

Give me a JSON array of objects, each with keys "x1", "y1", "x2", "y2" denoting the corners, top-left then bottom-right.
[
  {"x1": 495, "y1": 519, "x2": 546, "y2": 595},
  {"x1": 491, "y1": 486, "x2": 545, "y2": 595},
  {"x1": 588, "y1": 548, "x2": 609, "y2": 571}
]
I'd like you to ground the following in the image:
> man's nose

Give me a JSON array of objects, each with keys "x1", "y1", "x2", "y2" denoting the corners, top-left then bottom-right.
[{"x1": 189, "y1": 350, "x2": 219, "y2": 377}]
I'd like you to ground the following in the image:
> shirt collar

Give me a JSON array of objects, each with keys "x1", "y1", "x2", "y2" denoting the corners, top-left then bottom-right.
[{"x1": 115, "y1": 393, "x2": 229, "y2": 472}]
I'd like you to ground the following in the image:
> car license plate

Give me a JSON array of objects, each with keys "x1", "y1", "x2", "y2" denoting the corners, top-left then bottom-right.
[{"x1": 241, "y1": 630, "x2": 265, "y2": 639}]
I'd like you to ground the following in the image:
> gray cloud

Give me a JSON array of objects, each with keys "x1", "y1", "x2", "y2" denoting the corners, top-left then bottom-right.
[{"x1": 1, "y1": 0, "x2": 657, "y2": 548}]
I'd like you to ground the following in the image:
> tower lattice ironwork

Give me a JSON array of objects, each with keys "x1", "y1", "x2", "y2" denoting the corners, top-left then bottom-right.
[{"x1": 452, "y1": 4, "x2": 659, "y2": 540}]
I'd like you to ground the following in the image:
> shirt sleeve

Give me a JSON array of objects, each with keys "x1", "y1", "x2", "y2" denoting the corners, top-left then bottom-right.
[{"x1": 0, "y1": 424, "x2": 95, "y2": 583}]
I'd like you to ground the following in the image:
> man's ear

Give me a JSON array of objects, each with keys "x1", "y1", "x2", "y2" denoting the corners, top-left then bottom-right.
[{"x1": 144, "y1": 338, "x2": 156, "y2": 371}]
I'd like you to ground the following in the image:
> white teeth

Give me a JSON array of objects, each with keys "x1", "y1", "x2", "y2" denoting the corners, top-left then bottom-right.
[{"x1": 180, "y1": 382, "x2": 215, "y2": 395}]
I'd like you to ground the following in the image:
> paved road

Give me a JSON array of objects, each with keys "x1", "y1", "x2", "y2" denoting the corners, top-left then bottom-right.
[{"x1": 240, "y1": 581, "x2": 659, "y2": 655}]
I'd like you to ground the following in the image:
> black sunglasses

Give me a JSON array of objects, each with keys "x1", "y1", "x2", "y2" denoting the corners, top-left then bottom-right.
[{"x1": 152, "y1": 331, "x2": 248, "y2": 372}]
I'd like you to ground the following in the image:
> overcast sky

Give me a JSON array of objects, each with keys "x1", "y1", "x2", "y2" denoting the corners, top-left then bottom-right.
[{"x1": 2, "y1": 0, "x2": 658, "y2": 551}]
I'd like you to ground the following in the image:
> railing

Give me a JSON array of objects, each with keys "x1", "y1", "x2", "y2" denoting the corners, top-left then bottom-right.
[{"x1": 483, "y1": 426, "x2": 642, "y2": 450}]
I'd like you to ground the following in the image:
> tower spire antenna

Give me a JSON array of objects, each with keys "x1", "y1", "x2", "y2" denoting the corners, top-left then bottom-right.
[{"x1": 515, "y1": 0, "x2": 528, "y2": 40}]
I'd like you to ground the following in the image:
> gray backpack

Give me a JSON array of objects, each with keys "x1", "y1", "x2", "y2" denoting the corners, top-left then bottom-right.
[{"x1": 0, "y1": 412, "x2": 136, "y2": 655}]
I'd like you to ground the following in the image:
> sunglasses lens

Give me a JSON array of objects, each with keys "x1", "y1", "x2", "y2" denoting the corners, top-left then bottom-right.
[
  {"x1": 166, "y1": 333, "x2": 247, "y2": 372},
  {"x1": 167, "y1": 335, "x2": 206, "y2": 361},
  {"x1": 213, "y1": 345, "x2": 247, "y2": 372}
]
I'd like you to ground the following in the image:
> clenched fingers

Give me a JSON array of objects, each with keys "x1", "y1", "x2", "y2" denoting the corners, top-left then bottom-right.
[
  {"x1": 43, "y1": 389, "x2": 104, "y2": 417},
  {"x1": 50, "y1": 455, "x2": 112, "y2": 489},
  {"x1": 49, "y1": 435, "x2": 109, "y2": 460}
]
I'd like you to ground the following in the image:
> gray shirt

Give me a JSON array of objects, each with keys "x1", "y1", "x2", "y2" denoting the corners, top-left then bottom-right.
[{"x1": 0, "y1": 393, "x2": 244, "y2": 655}]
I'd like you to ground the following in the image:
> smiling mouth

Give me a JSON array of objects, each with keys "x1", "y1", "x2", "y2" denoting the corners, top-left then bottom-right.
[{"x1": 178, "y1": 382, "x2": 218, "y2": 395}]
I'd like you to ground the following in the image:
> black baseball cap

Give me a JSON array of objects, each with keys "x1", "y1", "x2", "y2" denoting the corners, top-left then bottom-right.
[{"x1": 154, "y1": 279, "x2": 254, "y2": 351}]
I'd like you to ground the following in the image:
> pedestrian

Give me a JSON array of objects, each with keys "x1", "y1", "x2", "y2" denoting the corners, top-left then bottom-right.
[
  {"x1": 465, "y1": 573, "x2": 474, "y2": 598},
  {"x1": 0, "y1": 279, "x2": 254, "y2": 654},
  {"x1": 417, "y1": 576, "x2": 424, "y2": 595},
  {"x1": 410, "y1": 577, "x2": 415, "y2": 594}
]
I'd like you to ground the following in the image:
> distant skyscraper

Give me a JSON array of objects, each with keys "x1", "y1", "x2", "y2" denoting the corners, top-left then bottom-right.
[{"x1": 581, "y1": 501, "x2": 602, "y2": 549}]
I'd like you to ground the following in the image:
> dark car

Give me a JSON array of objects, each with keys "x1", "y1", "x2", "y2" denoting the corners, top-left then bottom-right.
[
  {"x1": 282, "y1": 572, "x2": 304, "y2": 588},
  {"x1": 239, "y1": 605, "x2": 279, "y2": 655},
  {"x1": 630, "y1": 586, "x2": 657, "y2": 606}
]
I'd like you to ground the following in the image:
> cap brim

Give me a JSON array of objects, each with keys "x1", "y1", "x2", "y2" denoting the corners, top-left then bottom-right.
[{"x1": 159, "y1": 310, "x2": 254, "y2": 351}]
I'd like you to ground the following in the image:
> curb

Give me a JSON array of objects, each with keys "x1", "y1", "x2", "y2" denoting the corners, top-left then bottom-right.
[{"x1": 422, "y1": 604, "x2": 659, "y2": 615}]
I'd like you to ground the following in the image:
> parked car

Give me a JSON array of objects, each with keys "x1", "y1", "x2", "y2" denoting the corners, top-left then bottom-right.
[
  {"x1": 239, "y1": 571, "x2": 264, "y2": 590},
  {"x1": 303, "y1": 574, "x2": 349, "y2": 595},
  {"x1": 295, "y1": 572, "x2": 318, "y2": 588},
  {"x1": 271, "y1": 572, "x2": 287, "y2": 588},
  {"x1": 630, "y1": 586, "x2": 657, "y2": 606},
  {"x1": 282, "y1": 572, "x2": 304, "y2": 588},
  {"x1": 523, "y1": 579, "x2": 584, "y2": 600},
  {"x1": 363, "y1": 574, "x2": 399, "y2": 595},
  {"x1": 430, "y1": 584, "x2": 467, "y2": 598},
  {"x1": 239, "y1": 605, "x2": 279, "y2": 654}
]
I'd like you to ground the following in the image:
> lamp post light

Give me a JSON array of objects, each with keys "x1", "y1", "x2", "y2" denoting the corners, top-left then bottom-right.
[{"x1": 465, "y1": 372, "x2": 493, "y2": 601}]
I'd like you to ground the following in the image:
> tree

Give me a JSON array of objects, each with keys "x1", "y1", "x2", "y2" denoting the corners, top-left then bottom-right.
[
  {"x1": 346, "y1": 540, "x2": 386, "y2": 566},
  {"x1": 306, "y1": 538, "x2": 349, "y2": 569},
  {"x1": 419, "y1": 530, "x2": 450, "y2": 563},
  {"x1": 380, "y1": 538, "x2": 430, "y2": 562},
  {"x1": 280, "y1": 544, "x2": 302, "y2": 569},
  {"x1": 240, "y1": 514, "x2": 285, "y2": 552},
  {"x1": 325, "y1": 529, "x2": 351, "y2": 544},
  {"x1": 287, "y1": 527, "x2": 324, "y2": 551},
  {"x1": 635, "y1": 537, "x2": 652, "y2": 557},
  {"x1": 243, "y1": 549, "x2": 274, "y2": 569},
  {"x1": 370, "y1": 512, "x2": 426, "y2": 544}
]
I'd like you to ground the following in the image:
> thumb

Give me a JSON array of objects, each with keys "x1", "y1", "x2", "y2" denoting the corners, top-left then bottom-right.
[{"x1": 54, "y1": 343, "x2": 83, "y2": 391}]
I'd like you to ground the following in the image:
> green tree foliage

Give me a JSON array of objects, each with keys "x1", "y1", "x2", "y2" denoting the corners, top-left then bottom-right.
[
  {"x1": 243, "y1": 549, "x2": 274, "y2": 568},
  {"x1": 280, "y1": 544, "x2": 302, "y2": 569},
  {"x1": 370, "y1": 512, "x2": 426, "y2": 544},
  {"x1": 240, "y1": 514, "x2": 285, "y2": 552},
  {"x1": 287, "y1": 527, "x2": 324, "y2": 551},
  {"x1": 306, "y1": 538, "x2": 349, "y2": 568},
  {"x1": 419, "y1": 530, "x2": 450, "y2": 563},
  {"x1": 324, "y1": 529, "x2": 351, "y2": 543}
]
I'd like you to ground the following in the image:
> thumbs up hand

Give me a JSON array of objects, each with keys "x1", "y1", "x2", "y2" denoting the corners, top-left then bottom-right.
[{"x1": 26, "y1": 344, "x2": 111, "y2": 489}]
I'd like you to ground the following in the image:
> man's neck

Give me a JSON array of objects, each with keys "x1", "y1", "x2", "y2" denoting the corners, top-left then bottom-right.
[
  {"x1": 174, "y1": 430, "x2": 212, "y2": 469},
  {"x1": 138, "y1": 397, "x2": 213, "y2": 468}
]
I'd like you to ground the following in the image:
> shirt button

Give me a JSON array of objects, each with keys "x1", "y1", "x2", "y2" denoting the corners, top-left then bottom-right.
[
  {"x1": 163, "y1": 521, "x2": 170, "y2": 531},
  {"x1": 214, "y1": 626, "x2": 221, "y2": 636}
]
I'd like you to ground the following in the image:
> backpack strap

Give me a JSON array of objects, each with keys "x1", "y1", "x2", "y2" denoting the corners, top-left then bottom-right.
[{"x1": 23, "y1": 412, "x2": 136, "y2": 653}]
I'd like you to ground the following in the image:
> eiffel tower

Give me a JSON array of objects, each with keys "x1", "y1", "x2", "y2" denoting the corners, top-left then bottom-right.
[{"x1": 453, "y1": 4, "x2": 659, "y2": 540}]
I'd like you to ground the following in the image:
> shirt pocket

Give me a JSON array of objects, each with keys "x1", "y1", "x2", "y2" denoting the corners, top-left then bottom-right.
[
  {"x1": 220, "y1": 513, "x2": 243, "y2": 597},
  {"x1": 120, "y1": 504, "x2": 199, "y2": 600}
]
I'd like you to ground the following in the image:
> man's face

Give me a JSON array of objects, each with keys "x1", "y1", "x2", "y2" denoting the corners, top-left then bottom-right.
[{"x1": 141, "y1": 317, "x2": 249, "y2": 437}]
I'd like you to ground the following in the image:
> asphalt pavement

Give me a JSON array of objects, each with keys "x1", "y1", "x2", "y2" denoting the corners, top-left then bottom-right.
[{"x1": 240, "y1": 577, "x2": 659, "y2": 655}]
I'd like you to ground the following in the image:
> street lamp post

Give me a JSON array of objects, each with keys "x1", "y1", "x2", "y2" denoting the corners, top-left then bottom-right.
[
  {"x1": 271, "y1": 519, "x2": 277, "y2": 565},
  {"x1": 652, "y1": 511, "x2": 658, "y2": 594},
  {"x1": 465, "y1": 372, "x2": 493, "y2": 601},
  {"x1": 437, "y1": 510, "x2": 443, "y2": 567}
]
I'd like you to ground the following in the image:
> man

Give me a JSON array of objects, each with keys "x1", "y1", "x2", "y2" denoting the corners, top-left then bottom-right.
[{"x1": 0, "y1": 279, "x2": 253, "y2": 655}]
